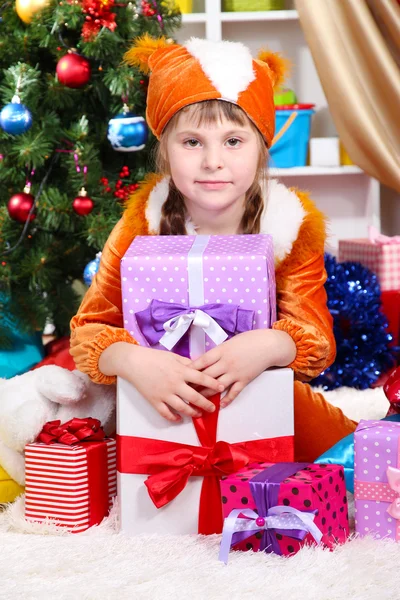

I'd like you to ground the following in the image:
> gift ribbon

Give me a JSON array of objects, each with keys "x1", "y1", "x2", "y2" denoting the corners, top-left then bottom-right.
[
  {"x1": 135, "y1": 299, "x2": 255, "y2": 358},
  {"x1": 369, "y1": 225, "x2": 400, "y2": 245},
  {"x1": 117, "y1": 395, "x2": 294, "y2": 535},
  {"x1": 218, "y1": 462, "x2": 322, "y2": 562},
  {"x1": 36, "y1": 418, "x2": 109, "y2": 527},
  {"x1": 354, "y1": 422, "x2": 400, "y2": 540},
  {"x1": 36, "y1": 417, "x2": 105, "y2": 445},
  {"x1": 219, "y1": 506, "x2": 322, "y2": 564}
]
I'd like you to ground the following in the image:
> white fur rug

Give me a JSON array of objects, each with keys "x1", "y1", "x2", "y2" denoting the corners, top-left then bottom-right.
[{"x1": 1, "y1": 387, "x2": 400, "y2": 600}]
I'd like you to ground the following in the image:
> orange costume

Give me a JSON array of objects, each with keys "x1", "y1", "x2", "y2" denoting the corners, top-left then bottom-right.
[{"x1": 69, "y1": 36, "x2": 356, "y2": 461}]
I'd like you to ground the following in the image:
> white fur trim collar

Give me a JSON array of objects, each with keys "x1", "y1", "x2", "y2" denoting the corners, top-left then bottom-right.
[
  {"x1": 145, "y1": 176, "x2": 306, "y2": 264},
  {"x1": 184, "y1": 38, "x2": 255, "y2": 104}
]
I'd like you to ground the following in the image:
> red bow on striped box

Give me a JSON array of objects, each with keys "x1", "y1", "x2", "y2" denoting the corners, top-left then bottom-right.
[{"x1": 25, "y1": 418, "x2": 116, "y2": 533}]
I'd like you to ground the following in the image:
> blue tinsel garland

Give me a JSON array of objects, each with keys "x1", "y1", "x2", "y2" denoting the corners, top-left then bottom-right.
[{"x1": 311, "y1": 254, "x2": 396, "y2": 391}]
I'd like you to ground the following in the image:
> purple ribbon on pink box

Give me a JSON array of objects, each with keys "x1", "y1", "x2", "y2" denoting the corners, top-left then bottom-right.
[
  {"x1": 136, "y1": 299, "x2": 255, "y2": 359},
  {"x1": 219, "y1": 463, "x2": 323, "y2": 563}
]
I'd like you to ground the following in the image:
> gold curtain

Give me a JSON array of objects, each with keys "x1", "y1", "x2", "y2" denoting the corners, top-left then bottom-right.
[{"x1": 295, "y1": 0, "x2": 400, "y2": 194}]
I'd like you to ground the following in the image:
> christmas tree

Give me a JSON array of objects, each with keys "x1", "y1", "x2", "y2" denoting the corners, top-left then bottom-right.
[{"x1": 0, "y1": 0, "x2": 181, "y2": 349}]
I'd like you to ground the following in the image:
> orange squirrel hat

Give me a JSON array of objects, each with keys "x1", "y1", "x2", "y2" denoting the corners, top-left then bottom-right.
[{"x1": 125, "y1": 35, "x2": 288, "y2": 147}]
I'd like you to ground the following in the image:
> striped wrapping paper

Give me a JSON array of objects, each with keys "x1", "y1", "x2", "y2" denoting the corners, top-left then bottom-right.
[{"x1": 25, "y1": 438, "x2": 116, "y2": 533}]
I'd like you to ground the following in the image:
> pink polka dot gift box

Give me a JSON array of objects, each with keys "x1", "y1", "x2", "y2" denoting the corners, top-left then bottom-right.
[
  {"x1": 219, "y1": 462, "x2": 349, "y2": 562},
  {"x1": 120, "y1": 234, "x2": 276, "y2": 359},
  {"x1": 354, "y1": 419, "x2": 400, "y2": 541}
]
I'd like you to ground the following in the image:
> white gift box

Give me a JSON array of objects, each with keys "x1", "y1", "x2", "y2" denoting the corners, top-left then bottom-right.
[
  {"x1": 117, "y1": 368, "x2": 294, "y2": 535},
  {"x1": 309, "y1": 137, "x2": 340, "y2": 167}
]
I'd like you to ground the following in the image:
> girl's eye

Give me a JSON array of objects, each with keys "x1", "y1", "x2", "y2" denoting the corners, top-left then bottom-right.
[
  {"x1": 184, "y1": 139, "x2": 200, "y2": 148},
  {"x1": 226, "y1": 138, "x2": 241, "y2": 147}
]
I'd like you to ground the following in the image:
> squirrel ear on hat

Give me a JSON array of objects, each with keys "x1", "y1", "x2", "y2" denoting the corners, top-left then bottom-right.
[
  {"x1": 124, "y1": 33, "x2": 171, "y2": 74},
  {"x1": 256, "y1": 50, "x2": 290, "y2": 89}
]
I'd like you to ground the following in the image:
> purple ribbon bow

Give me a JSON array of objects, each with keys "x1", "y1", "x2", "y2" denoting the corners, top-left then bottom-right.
[
  {"x1": 135, "y1": 299, "x2": 255, "y2": 358},
  {"x1": 219, "y1": 463, "x2": 323, "y2": 563}
]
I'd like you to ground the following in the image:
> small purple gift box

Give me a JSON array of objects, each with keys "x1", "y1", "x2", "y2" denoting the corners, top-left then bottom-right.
[
  {"x1": 121, "y1": 235, "x2": 276, "y2": 358},
  {"x1": 354, "y1": 420, "x2": 400, "y2": 541}
]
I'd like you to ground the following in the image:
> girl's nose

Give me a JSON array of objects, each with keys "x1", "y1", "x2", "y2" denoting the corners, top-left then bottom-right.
[{"x1": 202, "y1": 147, "x2": 224, "y2": 171}]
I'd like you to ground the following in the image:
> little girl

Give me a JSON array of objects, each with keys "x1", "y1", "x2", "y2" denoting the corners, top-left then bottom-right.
[{"x1": 70, "y1": 35, "x2": 357, "y2": 462}]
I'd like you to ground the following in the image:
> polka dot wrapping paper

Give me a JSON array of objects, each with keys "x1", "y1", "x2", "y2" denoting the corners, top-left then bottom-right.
[
  {"x1": 338, "y1": 239, "x2": 400, "y2": 292},
  {"x1": 220, "y1": 462, "x2": 349, "y2": 557},
  {"x1": 120, "y1": 234, "x2": 276, "y2": 356},
  {"x1": 354, "y1": 420, "x2": 400, "y2": 541}
]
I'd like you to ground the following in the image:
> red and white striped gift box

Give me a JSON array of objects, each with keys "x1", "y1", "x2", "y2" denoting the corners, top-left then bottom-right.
[
  {"x1": 338, "y1": 239, "x2": 400, "y2": 292},
  {"x1": 25, "y1": 438, "x2": 116, "y2": 533}
]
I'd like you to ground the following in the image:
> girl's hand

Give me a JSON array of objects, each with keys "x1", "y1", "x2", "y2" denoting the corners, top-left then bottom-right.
[
  {"x1": 191, "y1": 329, "x2": 297, "y2": 408},
  {"x1": 99, "y1": 342, "x2": 224, "y2": 422}
]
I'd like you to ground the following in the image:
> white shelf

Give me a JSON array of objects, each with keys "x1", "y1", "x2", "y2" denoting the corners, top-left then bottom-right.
[
  {"x1": 181, "y1": 13, "x2": 207, "y2": 24},
  {"x1": 270, "y1": 166, "x2": 363, "y2": 177},
  {"x1": 220, "y1": 10, "x2": 298, "y2": 22},
  {"x1": 182, "y1": 10, "x2": 298, "y2": 25}
]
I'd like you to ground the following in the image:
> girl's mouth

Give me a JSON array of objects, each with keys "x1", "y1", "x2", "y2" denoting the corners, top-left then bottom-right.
[{"x1": 196, "y1": 181, "x2": 231, "y2": 190}]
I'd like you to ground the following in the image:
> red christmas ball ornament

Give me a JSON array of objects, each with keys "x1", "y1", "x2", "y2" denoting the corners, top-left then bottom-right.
[
  {"x1": 384, "y1": 366, "x2": 400, "y2": 407},
  {"x1": 56, "y1": 52, "x2": 91, "y2": 88},
  {"x1": 72, "y1": 187, "x2": 94, "y2": 215},
  {"x1": 7, "y1": 187, "x2": 36, "y2": 222}
]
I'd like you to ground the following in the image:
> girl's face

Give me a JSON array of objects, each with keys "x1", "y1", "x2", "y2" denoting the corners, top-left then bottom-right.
[{"x1": 165, "y1": 109, "x2": 260, "y2": 218}]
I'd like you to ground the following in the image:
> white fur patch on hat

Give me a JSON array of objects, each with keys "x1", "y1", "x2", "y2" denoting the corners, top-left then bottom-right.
[{"x1": 184, "y1": 38, "x2": 255, "y2": 103}]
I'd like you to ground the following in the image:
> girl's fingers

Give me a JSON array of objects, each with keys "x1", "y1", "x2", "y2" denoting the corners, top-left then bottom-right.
[
  {"x1": 175, "y1": 355, "x2": 193, "y2": 367},
  {"x1": 200, "y1": 362, "x2": 227, "y2": 380},
  {"x1": 180, "y1": 385, "x2": 216, "y2": 413},
  {"x1": 157, "y1": 402, "x2": 182, "y2": 422},
  {"x1": 191, "y1": 349, "x2": 220, "y2": 371},
  {"x1": 201, "y1": 374, "x2": 234, "y2": 398},
  {"x1": 167, "y1": 395, "x2": 203, "y2": 419},
  {"x1": 185, "y1": 367, "x2": 225, "y2": 393},
  {"x1": 221, "y1": 381, "x2": 245, "y2": 407}
]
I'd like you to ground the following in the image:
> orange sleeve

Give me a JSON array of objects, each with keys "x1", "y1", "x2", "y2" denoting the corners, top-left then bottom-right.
[
  {"x1": 69, "y1": 216, "x2": 138, "y2": 385},
  {"x1": 272, "y1": 252, "x2": 336, "y2": 382},
  {"x1": 271, "y1": 189, "x2": 336, "y2": 382}
]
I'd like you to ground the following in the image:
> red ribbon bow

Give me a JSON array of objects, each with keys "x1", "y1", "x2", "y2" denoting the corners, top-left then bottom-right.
[
  {"x1": 37, "y1": 417, "x2": 105, "y2": 445},
  {"x1": 117, "y1": 395, "x2": 293, "y2": 534}
]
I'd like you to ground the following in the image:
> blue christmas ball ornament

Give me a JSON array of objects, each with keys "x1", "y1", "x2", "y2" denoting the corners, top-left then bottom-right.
[
  {"x1": 83, "y1": 252, "x2": 102, "y2": 286},
  {"x1": 0, "y1": 98, "x2": 33, "y2": 135},
  {"x1": 107, "y1": 105, "x2": 148, "y2": 152}
]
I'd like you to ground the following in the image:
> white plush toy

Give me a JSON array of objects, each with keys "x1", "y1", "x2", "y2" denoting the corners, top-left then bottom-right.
[{"x1": 0, "y1": 365, "x2": 116, "y2": 493}]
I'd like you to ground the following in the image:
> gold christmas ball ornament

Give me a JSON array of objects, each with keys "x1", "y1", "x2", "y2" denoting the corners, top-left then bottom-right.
[{"x1": 16, "y1": 0, "x2": 50, "y2": 24}]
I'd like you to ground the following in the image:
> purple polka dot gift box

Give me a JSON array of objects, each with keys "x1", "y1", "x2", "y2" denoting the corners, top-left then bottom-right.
[
  {"x1": 219, "y1": 462, "x2": 349, "y2": 562},
  {"x1": 120, "y1": 234, "x2": 276, "y2": 359},
  {"x1": 354, "y1": 419, "x2": 400, "y2": 541}
]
